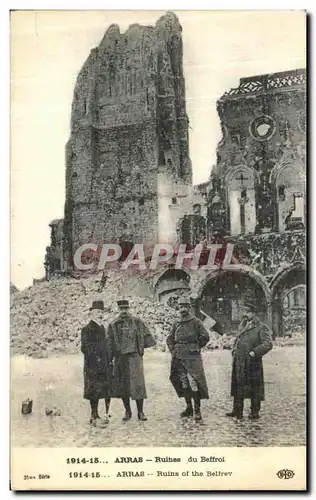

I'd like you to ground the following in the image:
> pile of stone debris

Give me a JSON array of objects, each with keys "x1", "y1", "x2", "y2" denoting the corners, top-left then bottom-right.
[
  {"x1": 10, "y1": 270, "x2": 229, "y2": 358},
  {"x1": 10, "y1": 271, "x2": 178, "y2": 358}
]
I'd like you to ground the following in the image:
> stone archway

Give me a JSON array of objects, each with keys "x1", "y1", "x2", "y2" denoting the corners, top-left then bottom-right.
[
  {"x1": 281, "y1": 285, "x2": 306, "y2": 336},
  {"x1": 154, "y1": 268, "x2": 191, "y2": 304},
  {"x1": 193, "y1": 264, "x2": 271, "y2": 335},
  {"x1": 270, "y1": 261, "x2": 306, "y2": 337}
]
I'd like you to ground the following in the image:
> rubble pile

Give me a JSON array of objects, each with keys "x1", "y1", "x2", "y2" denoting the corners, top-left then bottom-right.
[
  {"x1": 10, "y1": 282, "x2": 19, "y2": 294},
  {"x1": 282, "y1": 309, "x2": 306, "y2": 334},
  {"x1": 205, "y1": 333, "x2": 235, "y2": 350},
  {"x1": 273, "y1": 330, "x2": 306, "y2": 347},
  {"x1": 11, "y1": 270, "x2": 231, "y2": 358},
  {"x1": 11, "y1": 270, "x2": 305, "y2": 358},
  {"x1": 10, "y1": 272, "x2": 180, "y2": 358}
]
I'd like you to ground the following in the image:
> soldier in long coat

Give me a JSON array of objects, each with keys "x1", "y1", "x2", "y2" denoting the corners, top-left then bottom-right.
[
  {"x1": 107, "y1": 299, "x2": 156, "y2": 421},
  {"x1": 166, "y1": 296, "x2": 210, "y2": 422},
  {"x1": 81, "y1": 300, "x2": 112, "y2": 426},
  {"x1": 226, "y1": 301, "x2": 273, "y2": 421}
]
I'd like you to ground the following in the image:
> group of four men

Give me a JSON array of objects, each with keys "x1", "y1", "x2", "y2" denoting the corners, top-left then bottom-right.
[{"x1": 81, "y1": 296, "x2": 273, "y2": 427}]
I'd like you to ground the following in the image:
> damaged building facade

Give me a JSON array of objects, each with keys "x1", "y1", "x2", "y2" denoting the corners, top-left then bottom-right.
[
  {"x1": 156, "y1": 68, "x2": 306, "y2": 338},
  {"x1": 45, "y1": 13, "x2": 306, "y2": 338}
]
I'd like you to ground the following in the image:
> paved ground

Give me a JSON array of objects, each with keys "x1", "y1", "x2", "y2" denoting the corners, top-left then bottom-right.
[{"x1": 11, "y1": 346, "x2": 306, "y2": 447}]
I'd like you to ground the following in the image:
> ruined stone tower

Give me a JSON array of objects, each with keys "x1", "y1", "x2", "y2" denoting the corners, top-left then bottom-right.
[{"x1": 63, "y1": 12, "x2": 192, "y2": 265}]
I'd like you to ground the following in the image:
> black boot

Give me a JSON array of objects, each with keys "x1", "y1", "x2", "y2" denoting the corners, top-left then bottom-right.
[
  {"x1": 249, "y1": 396, "x2": 260, "y2": 420},
  {"x1": 104, "y1": 398, "x2": 111, "y2": 420},
  {"x1": 136, "y1": 399, "x2": 147, "y2": 421},
  {"x1": 180, "y1": 397, "x2": 193, "y2": 418},
  {"x1": 248, "y1": 413, "x2": 260, "y2": 420},
  {"x1": 225, "y1": 411, "x2": 237, "y2": 417},
  {"x1": 193, "y1": 392, "x2": 202, "y2": 422},
  {"x1": 227, "y1": 398, "x2": 243, "y2": 420},
  {"x1": 122, "y1": 398, "x2": 132, "y2": 421},
  {"x1": 90, "y1": 399, "x2": 100, "y2": 424}
]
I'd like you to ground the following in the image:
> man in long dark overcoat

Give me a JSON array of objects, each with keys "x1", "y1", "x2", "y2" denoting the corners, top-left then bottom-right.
[
  {"x1": 81, "y1": 300, "x2": 112, "y2": 427},
  {"x1": 166, "y1": 296, "x2": 210, "y2": 422},
  {"x1": 226, "y1": 301, "x2": 273, "y2": 421},
  {"x1": 107, "y1": 299, "x2": 156, "y2": 421}
]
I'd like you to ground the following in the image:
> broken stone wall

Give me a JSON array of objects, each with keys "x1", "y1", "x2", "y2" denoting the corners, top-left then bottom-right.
[
  {"x1": 157, "y1": 168, "x2": 192, "y2": 243},
  {"x1": 211, "y1": 69, "x2": 306, "y2": 235},
  {"x1": 64, "y1": 12, "x2": 192, "y2": 265},
  {"x1": 220, "y1": 230, "x2": 306, "y2": 279}
]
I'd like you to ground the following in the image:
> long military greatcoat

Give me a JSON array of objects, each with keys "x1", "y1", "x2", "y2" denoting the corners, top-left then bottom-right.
[
  {"x1": 230, "y1": 319, "x2": 273, "y2": 401},
  {"x1": 81, "y1": 320, "x2": 112, "y2": 400},
  {"x1": 166, "y1": 315, "x2": 210, "y2": 399},
  {"x1": 107, "y1": 314, "x2": 156, "y2": 400}
]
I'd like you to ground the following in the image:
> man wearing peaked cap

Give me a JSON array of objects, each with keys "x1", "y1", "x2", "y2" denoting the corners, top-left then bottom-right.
[
  {"x1": 106, "y1": 298, "x2": 156, "y2": 421},
  {"x1": 117, "y1": 299, "x2": 129, "y2": 308},
  {"x1": 166, "y1": 295, "x2": 210, "y2": 422},
  {"x1": 226, "y1": 300, "x2": 273, "y2": 422},
  {"x1": 81, "y1": 300, "x2": 112, "y2": 427}
]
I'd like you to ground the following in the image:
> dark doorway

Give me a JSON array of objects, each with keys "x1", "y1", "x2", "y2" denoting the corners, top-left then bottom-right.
[{"x1": 199, "y1": 269, "x2": 269, "y2": 335}]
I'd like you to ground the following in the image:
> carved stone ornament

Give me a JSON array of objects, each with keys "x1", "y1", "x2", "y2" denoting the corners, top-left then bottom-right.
[
  {"x1": 290, "y1": 245, "x2": 306, "y2": 264},
  {"x1": 298, "y1": 111, "x2": 306, "y2": 133}
]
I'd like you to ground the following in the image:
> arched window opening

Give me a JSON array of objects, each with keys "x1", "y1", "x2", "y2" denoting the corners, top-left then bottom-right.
[
  {"x1": 274, "y1": 162, "x2": 305, "y2": 232},
  {"x1": 154, "y1": 269, "x2": 191, "y2": 304},
  {"x1": 278, "y1": 185, "x2": 285, "y2": 201},
  {"x1": 227, "y1": 167, "x2": 256, "y2": 235},
  {"x1": 271, "y1": 264, "x2": 306, "y2": 337}
]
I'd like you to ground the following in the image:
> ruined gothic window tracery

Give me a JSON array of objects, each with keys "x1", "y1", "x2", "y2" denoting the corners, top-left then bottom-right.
[
  {"x1": 227, "y1": 168, "x2": 256, "y2": 235},
  {"x1": 278, "y1": 185, "x2": 285, "y2": 201},
  {"x1": 275, "y1": 163, "x2": 305, "y2": 232},
  {"x1": 249, "y1": 115, "x2": 276, "y2": 142}
]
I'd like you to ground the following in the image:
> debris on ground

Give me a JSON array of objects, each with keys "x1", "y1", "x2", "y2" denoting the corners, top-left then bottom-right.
[
  {"x1": 10, "y1": 271, "x2": 179, "y2": 358},
  {"x1": 10, "y1": 271, "x2": 305, "y2": 358}
]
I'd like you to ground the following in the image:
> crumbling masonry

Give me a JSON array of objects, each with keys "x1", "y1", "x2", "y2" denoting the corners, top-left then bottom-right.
[
  {"x1": 45, "y1": 13, "x2": 306, "y2": 337},
  {"x1": 62, "y1": 12, "x2": 191, "y2": 265}
]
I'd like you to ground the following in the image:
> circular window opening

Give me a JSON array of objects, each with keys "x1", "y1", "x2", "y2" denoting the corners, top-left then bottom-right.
[{"x1": 249, "y1": 115, "x2": 276, "y2": 142}]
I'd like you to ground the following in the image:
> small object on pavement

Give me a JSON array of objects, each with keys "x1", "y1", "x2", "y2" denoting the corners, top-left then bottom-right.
[
  {"x1": 21, "y1": 399, "x2": 33, "y2": 415},
  {"x1": 45, "y1": 406, "x2": 61, "y2": 416}
]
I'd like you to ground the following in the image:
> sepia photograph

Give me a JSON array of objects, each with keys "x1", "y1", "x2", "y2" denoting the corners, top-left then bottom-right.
[{"x1": 10, "y1": 8, "x2": 306, "y2": 490}]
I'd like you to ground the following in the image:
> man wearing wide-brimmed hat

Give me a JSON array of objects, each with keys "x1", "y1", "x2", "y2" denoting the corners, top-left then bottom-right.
[
  {"x1": 81, "y1": 300, "x2": 112, "y2": 427},
  {"x1": 226, "y1": 300, "x2": 273, "y2": 422},
  {"x1": 166, "y1": 296, "x2": 210, "y2": 422},
  {"x1": 107, "y1": 299, "x2": 156, "y2": 421}
]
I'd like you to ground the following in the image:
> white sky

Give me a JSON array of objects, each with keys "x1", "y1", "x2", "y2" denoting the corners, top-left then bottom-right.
[{"x1": 10, "y1": 10, "x2": 306, "y2": 289}]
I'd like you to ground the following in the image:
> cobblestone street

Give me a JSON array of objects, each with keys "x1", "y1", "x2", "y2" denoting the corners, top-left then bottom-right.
[{"x1": 11, "y1": 346, "x2": 306, "y2": 447}]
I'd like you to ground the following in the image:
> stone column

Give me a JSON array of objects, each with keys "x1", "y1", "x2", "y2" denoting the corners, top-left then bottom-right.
[{"x1": 272, "y1": 297, "x2": 282, "y2": 339}]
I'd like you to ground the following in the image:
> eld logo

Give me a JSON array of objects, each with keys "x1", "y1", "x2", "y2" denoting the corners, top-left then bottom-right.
[{"x1": 277, "y1": 469, "x2": 295, "y2": 480}]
